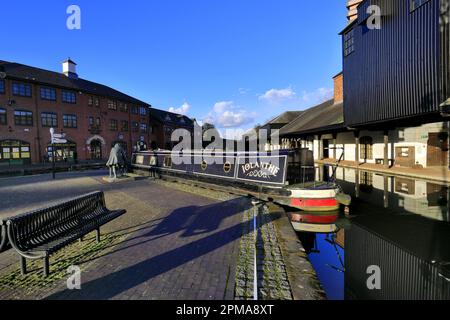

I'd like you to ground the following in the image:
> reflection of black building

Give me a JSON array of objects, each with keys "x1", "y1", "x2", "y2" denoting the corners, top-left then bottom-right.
[{"x1": 345, "y1": 214, "x2": 450, "y2": 300}]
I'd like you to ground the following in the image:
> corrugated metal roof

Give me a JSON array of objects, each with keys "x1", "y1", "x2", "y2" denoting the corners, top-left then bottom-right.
[
  {"x1": 265, "y1": 111, "x2": 304, "y2": 125},
  {"x1": 0, "y1": 60, "x2": 149, "y2": 105},
  {"x1": 279, "y1": 99, "x2": 344, "y2": 136}
]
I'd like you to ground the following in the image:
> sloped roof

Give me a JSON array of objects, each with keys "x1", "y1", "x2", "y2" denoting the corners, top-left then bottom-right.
[
  {"x1": 0, "y1": 60, "x2": 149, "y2": 105},
  {"x1": 149, "y1": 108, "x2": 195, "y2": 127},
  {"x1": 279, "y1": 99, "x2": 344, "y2": 137},
  {"x1": 266, "y1": 111, "x2": 304, "y2": 125}
]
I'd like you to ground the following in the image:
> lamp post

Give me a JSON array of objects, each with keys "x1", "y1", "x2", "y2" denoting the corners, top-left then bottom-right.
[{"x1": 50, "y1": 128, "x2": 56, "y2": 179}]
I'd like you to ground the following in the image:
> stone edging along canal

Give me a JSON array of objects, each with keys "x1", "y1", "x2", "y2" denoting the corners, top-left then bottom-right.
[{"x1": 153, "y1": 177, "x2": 325, "y2": 300}]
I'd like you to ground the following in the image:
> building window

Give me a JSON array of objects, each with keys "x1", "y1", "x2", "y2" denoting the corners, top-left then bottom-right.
[
  {"x1": 108, "y1": 100, "x2": 117, "y2": 110},
  {"x1": 88, "y1": 116, "x2": 94, "y2": 126},
  {"x1": 62, "y1": 90, "x2": 76, "y2": 104},
  {"x1": 140, "y1": 123, "x2": 148, "y2": 133},
  {"x1": 132, "y1": 121, "x2": 139, "y2": 132},
  {"x1": 88, "y1": 96, "x2": 100, "y2": 107},
  {"x1": 119, "y1": 102, "x2": 128, "y2": 113},
  {"x1": 131, "y1": 106, "x2": 139, "y2": 115},
  {"x1": 139, "y1": 106, "x2": 147, "y2": 116},
  {"x1": 41, "y1": 112, "x2": 58, "y2": 128},
  {"x1": 96, "y1": 117, "x2": 101, "y2": 126},
  {"x1": 109, "y1": 119, "x2": 118, "y2": 131},
  {"x1": 410, "y1": 0, "x2": 430, "y2": 12},
  {"x1": 0, "y1": 140, "x2": 31, "y2": 164},
  {"x1": 63, "y1": 114, "x2": 77, "y2": 128},
  {"x1": 40, "y1": 87, "x2": 56, "y2": 101},
  {"x1": 360, "y1": 136, "x2": 374, "y2": 161},
  {"x1": 0, "y1": 109, "x2": 6, "y2": 125},
  {"x1": 12, "y1": 82, "x2": 32, "y2": 97},
  {"x1": 121, "y1": 120, "x2": 129, "y2": 131},
  {"x1": 14, "y1": 110, "x2": 33, "y2": 126},
  {"x1": 344, "y1": 29, "x2": 355, "y2": 57},
  {"x1": 0, "y1": 80, "x2": 5, "y2": 94}
]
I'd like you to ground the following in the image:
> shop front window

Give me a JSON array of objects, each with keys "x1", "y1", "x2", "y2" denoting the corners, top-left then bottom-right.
[
  {"x1": 47, "y1": 141, "x2": 77, "y2": 163},
  {"x1": 0, "y1": 140, "x2": 31, "y2": 165}
]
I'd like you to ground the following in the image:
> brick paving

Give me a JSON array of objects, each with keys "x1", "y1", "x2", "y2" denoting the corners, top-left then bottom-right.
[{"x1": 0, "y1": 170, "x2": 250, "y2": 300}]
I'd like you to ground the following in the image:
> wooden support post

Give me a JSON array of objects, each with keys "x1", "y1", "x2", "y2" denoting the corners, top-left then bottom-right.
[
  {"x1": 333, "y1": 133, "x2": 337, "y2": 160},
  {"x1": 43, "y1": 256, "x2": 50, "y2": 277},
  {"x1": 384, "y1": 130, "x2": 389, "y2": 169},
  {"x1": 355, "y1": 169, "x2": 360, "y2": 198},
  {"x1": 383, "y1": 175, "x2": 389, "y2": 208},
  {"x1": 96, "y1": 228, "x2": 101, "y2": 243},
  {"x1": 318, "y1": 135, "x2": 323, "y2": 160},
  {"x1": 20, "y1": 256, "x2": 27, "y2": 275},
  {"x1": 354, "y1": 131, "x2": 360, "y2": 166}
]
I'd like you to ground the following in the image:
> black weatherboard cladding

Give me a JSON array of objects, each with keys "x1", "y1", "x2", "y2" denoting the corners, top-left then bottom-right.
[{"x1": 343, "y1": 0, "x2": 447, "y2": 126}]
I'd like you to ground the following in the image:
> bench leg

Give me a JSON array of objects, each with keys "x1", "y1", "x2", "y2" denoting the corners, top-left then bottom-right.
[
  {"x1": 96, "y1": 228, "x2": 101, "y2": 243},
  {"x1": 20, "y1": 256, "x2": 27, "y2": 275},
  {"x1": 43, "y1": 256, "x2": 50, "y2": 277}
]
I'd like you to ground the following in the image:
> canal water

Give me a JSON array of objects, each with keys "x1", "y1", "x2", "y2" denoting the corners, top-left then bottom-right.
[{"x1": 296, "y1": 166, "x2": 450, "y2": 300}]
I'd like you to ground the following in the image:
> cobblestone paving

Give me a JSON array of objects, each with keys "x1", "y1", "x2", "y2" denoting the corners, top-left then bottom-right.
[
  {"x1": 235, "y1": 203, "x2": 293, "y2": 300},
  {"x1": 0, "y1": 171, "x2": 249, "y2": 300}
]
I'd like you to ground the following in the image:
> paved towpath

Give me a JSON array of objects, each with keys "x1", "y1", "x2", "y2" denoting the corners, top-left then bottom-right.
[{"x1": 0, "y1": 170, "x2": 250, "y2": 300}]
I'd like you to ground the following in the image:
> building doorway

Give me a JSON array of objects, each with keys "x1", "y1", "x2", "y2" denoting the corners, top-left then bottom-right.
[
  {"x1": 90, "y1": 139, "x2": 103, "y2": 160},
  {"x1": 427, "y1": 132, "x2": 449, "y2": 167},
  {"x1": 47, "y1": 141, "x2": 77, "y2": 163}
]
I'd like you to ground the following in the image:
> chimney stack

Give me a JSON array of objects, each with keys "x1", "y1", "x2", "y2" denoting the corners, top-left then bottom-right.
[
  {"x1": 347, "y1": 0, "x2": 363, "y2": 21},
  {"x1": 333, "y1": 72, "x2": 343, "y2": 103},
  {"x1": 62, "y1": 58, "x2": 78, "y2": 79}
]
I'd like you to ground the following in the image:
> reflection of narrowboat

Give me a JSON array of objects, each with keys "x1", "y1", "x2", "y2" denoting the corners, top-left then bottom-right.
[
  {"x1": 290, "y1": 211, "x2": 340, "y2": 233},
  {"x1": 132, "y1": 149, "x2": 351, "y2": 212}
]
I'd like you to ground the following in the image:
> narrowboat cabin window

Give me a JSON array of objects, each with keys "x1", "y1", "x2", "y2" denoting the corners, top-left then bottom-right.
[
  {"x1": 410, "y1": 0, "x2": 430, "y2": 12},
  {"x1": 12, "y1": 82, "x2": 32, "y2": 97},
  {"x1": 0, "y1": 108, "x2": 6, "y2": 125},
  {"x1": 344, "y1": 29, "x2": 355, "y2": 57},
  {"x1": 0, "y1": 79, "x2": 5, "y2": 94},
  {"x1": 40, "y1": 87, "x2": 56, "y2": 101}
]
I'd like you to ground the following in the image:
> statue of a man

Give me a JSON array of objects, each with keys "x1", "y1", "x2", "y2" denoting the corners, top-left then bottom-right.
[{"x1": 106, "y1": 143, "x2": 127, "y2": 179}]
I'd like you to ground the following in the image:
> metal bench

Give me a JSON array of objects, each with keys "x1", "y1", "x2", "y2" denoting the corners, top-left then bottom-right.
[
  {"x1": 0, "y1": 219, "x2": 9, "y2": 253},
  {"x1": 6, "y1": 191, "x2": 126, "y2": 277}
]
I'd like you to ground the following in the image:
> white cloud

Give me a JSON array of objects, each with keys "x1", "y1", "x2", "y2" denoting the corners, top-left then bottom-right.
[
  {"x1": 259, "y1": 87, "x2": 296, "y2": 104},
  {"x1": 169, "y1": 102, "x2": 190, "y2": 115},
  {"x1": 300, "y1": 87, "x2": 333, "y2": 104},
  {"x1": 204, "y1": 101, "x2": 256, "y2": 129}
]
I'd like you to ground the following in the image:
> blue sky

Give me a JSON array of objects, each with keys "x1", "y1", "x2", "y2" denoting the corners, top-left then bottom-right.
[{"x1": 1, "y1": 0, "x2": 347, "y2": 136}]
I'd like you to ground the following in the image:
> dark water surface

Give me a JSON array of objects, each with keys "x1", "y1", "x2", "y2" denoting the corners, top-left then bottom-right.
[{"x1": 296, "y1": 166, "x2": 450, "y2": 300}]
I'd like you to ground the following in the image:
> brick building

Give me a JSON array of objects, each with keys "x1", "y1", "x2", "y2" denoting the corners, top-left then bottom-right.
[
  {"x1": 149, "y1": 108, "x2": 195, "y2": 150},
  {"x1": 0, "y1": 59, "x2": 151, "y2": 166}
]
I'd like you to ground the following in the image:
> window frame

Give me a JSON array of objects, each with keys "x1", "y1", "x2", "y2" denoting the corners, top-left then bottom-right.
[
  {"x1": 109, "y1": 119, "x2": 118, "y2": 131},
  {"x1": 12, "y1": 82, "x2": 32, "y2": 97},
  {"x1": 121, "y1": 120, "x2": 129, "y2": 132},
  {"x1": 0, "y1": 79, "x2": 5, "y2": 94},
  {"x1": 63, "y1": 114, "x2": 77, "y2": 128},
  {"x1": 344, "y1": 29, "x2": 355, "y2": 57},
  {"x1": 108, "y1": 100, "x2": 117, "y2": 111},
  {"x1": 61, "y1": 90, "x2": 77, "y2": 104},
  {"x1": 0, "y1": 108, "x2": 6, "y2": 125},
  {"x1": 41, "y1": 112, "x2": 58, "y2": 128},
  {"x1": 40, "y1": 87, "x2": 57, "y2": 101},
  {"x1": 14, "y1": 110, "x2": 33, "y2": 126}
]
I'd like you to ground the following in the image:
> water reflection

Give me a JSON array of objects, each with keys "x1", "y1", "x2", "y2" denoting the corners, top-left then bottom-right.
[{"x1": 295, "y1": 166, "x2": 450, "y2": 300}]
